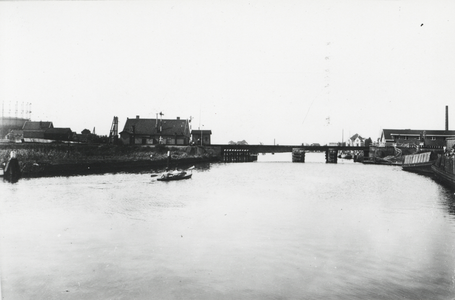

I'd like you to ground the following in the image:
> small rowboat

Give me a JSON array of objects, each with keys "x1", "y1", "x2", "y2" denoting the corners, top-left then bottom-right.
[
  {"x1": 157, "y1": 172, "x2": 192, "y2": 181},
  {"x1": 153, "y1": 166, "x2": 195, "y2": 181}
]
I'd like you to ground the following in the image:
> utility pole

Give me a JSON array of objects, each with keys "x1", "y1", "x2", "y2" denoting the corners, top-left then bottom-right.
[{"x1": 159, "y1": 112, "x2": 164, "y2": 133}]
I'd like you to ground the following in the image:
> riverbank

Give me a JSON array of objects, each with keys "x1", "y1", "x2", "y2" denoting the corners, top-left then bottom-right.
[{"x1": 0, "y1": 143, "x2": 222, "y2": 178}]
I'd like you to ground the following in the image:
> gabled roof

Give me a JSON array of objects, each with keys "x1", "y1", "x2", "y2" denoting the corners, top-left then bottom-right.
[
  {"x1": 121, "y1": 118, "x2": 190, "y2": 136},
  {"x1": 349, "y1": 133, "x2": 364, "y2": 141},
  {"x1": 381, "y1": 129, "x2": 455, "y2": 140},
  {"x1": 22, "y1": 121, "x2": 53, "y2": 130}
]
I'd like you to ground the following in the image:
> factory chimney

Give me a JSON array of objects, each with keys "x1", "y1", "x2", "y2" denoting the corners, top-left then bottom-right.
[{"x1": 446, "y1": 105, "x2": 449, "y2": 131}]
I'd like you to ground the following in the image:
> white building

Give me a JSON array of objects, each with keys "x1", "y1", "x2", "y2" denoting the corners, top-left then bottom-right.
[{"x1": 346, "y1": 133, "x2": 365, "y2": 147}]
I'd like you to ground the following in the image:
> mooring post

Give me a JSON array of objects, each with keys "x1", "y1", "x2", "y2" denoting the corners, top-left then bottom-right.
[{"x1": 4, "y1": 151, "x2": 21, "y2": 182}]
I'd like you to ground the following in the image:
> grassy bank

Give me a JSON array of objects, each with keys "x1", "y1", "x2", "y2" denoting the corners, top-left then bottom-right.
[{"x1": 0, "y1": 143, "x2": 221, "y2": 177}]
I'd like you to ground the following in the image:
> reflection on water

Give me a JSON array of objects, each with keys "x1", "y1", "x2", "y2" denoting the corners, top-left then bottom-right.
[
  {"x1": 1, "y1": 154, "x2": 455, "y2": 300},
  {"x1": 436, "y1": 185, "x2": 455, "y2": 217}
]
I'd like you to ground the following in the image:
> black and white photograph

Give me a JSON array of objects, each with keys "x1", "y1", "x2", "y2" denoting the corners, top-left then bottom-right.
[{"x1": 1, "y1": 0, "x2": 455, "y2": 299}]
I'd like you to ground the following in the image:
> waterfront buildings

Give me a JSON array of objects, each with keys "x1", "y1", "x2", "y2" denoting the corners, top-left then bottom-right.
[
  {"x1": 191, "y1": 129, "x2": 212, "y2": 145},
  {"x1": 0, "y1": 117, "x2": 29, "y2": 139},
  {"x1": 380, "y1": 129, "x2": 455, "y2": 149},
  {"x1": 119, "y1": 115, "x2": 191, "y2": 145},
  {"x1": 346, "y1": 133, "x2": 366, "y2": 147},
  {"x1": 1, "y1": 119, "x2": 75, "y2": 143}
]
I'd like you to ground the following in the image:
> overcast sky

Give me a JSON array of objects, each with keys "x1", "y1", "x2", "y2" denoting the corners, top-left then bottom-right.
[{"x1": 1, "y1": 0, "x2": 454, "y2": 144}]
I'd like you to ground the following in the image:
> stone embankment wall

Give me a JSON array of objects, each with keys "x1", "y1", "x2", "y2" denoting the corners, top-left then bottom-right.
[{"x1": 0, "y1": 143, "x2": 222, "y2": 177}]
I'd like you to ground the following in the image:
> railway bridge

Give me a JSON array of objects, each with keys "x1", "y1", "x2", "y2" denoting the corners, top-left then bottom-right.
[{"x1": 212, "y1": 144, "x2": 370, "y2": 163}]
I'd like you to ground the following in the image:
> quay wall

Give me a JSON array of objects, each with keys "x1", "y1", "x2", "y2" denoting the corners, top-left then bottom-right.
[{"x1": 0, "y1": 143, "x2": 222, "y2": 177}]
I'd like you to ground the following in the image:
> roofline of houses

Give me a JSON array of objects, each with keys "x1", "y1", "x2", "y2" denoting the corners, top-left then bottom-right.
[{"x1": 390, "y1": 133, "x2": 455, "y2": 137}]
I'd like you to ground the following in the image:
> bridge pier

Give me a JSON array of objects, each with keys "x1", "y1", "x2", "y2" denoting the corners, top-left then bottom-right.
[
  {"x1": 216, "y1": 144, "x2": 369, "y2": 163},
  {"x1": 292, "y1": 148, "x2": 305, "y2": 162},
  {"x1": 325, "y1": 148, "x2": 338, "y2": 163},
  {"x1": 222, "y1": 148, "x2": 257, "y2": 163}
]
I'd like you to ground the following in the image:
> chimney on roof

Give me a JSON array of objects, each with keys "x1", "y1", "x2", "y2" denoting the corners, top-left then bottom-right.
[
  {"x1": 446, "y1": 106, "x2": 449, "y2": 131},
  {"x1": 177, "y1": 117, "x2": 180, "y2": 120},
  {"x1": 156, "y1": 113, "x2": 158, "y2": 128},
  {"x1": 136, "y1": 115, "x2": 140, "y2": 119}
]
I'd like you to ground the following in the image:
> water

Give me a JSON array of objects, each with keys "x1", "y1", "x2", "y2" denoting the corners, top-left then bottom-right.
[{"x1": 1, "y1": 153, "x2": 455, "y2": 300}]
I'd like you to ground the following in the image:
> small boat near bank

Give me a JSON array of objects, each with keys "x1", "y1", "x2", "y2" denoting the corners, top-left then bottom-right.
[
  {"x1": 402, "y1": 152, "x2": 436, "y2": 175},
  {"x1": 343, "y1": 153, "x2": 353, "y2": 159},
  {"x1": 428, "y1": 137, "x2": 455, "y2": 189},
  {"x1": 431, "y1": 154, "x2": 455, "y2": 189},
  {"x1": 153, "y1": 166, "x2": 195, "y2": 182},
  {"x1": 157, "y1": 171, "x2": 192, "y2": 181}
]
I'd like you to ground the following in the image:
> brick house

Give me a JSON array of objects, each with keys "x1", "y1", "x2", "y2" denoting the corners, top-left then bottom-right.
[
  {"x1": 119, "y1": 116, "x2": 191, "y2": 145},
  {"x1": 191, "y1": 129, "x2": 212, "y2": 145},
  {"x1": 21, "y1": 121, "x2": 54, "y2": 141}
]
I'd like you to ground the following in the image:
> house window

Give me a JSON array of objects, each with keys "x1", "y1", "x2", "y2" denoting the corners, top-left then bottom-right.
[
  {"x1": 431, "y1": 136, "x2": 436, "y2": 140},
  {"x1": 416, "y1": 137, "x2": 420, "y2": 140},
  {"x1": 403, "y1": 136, "x2": 408, "y2": 140}
]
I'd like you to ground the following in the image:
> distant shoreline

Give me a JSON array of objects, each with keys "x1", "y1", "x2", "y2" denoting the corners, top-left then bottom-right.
[{"x1": 0, "y1": 143, "x2": 221, "y2": 178}]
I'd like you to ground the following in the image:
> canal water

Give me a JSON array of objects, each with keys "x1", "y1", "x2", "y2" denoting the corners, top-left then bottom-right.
[{"x1": 1, "y1": 153, "x2": 455, "y2": 300}]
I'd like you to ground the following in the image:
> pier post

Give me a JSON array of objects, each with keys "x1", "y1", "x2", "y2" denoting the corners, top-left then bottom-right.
[
  {"x1": 292, "y1": 148, "x2": 305, "y2": 162},
  {"x1": 325, "y1": 148, "x2": 338, "y2": 163}
]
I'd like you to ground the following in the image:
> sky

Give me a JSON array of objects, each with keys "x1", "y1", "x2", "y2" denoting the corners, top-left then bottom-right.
[{"x1": 0, "y1": 0, "x2": 454, "y2": 145}]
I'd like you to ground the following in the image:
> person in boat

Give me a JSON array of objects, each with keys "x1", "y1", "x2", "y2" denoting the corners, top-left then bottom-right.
[
  {"x1": 171, "y1": 168, "x2": 186, "y2": 177},
  {"x1": 162, "y1": 167, "x2": 180, "y2": 178}
]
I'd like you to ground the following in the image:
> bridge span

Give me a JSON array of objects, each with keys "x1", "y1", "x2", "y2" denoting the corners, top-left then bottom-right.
[
  {"x1": 213, "y1": 144, "x2": 369, "y2": 153},
  {"x1": 211, "y1": 144, "x2": 370, "y2": 163}
]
